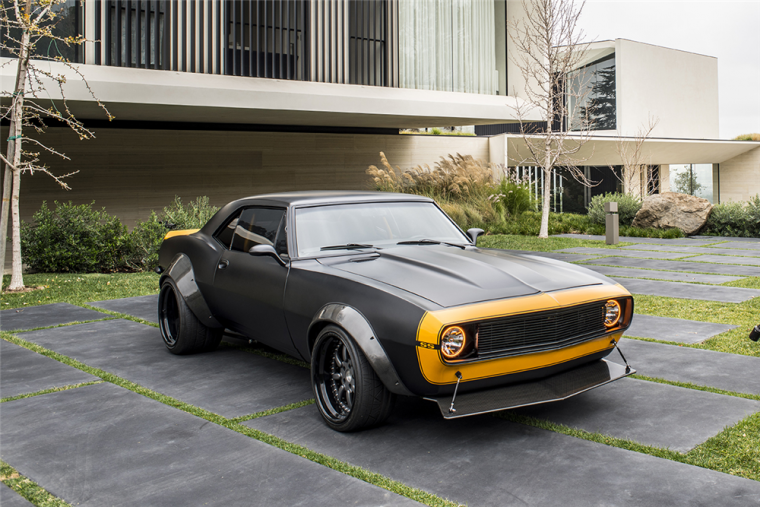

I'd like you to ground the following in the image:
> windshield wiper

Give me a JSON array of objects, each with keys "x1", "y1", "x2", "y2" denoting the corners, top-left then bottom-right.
[
  {"x1": 397, "y1": 239, "x2": 467, "y2": 249},
  {"x1": 320, "y1": 243, "x2": 375, "y2": 251}
]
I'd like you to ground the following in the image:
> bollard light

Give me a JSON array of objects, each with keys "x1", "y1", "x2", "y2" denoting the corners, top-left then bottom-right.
[{"x1": 605, "y1": 202, "x2": 619, "y2": 245}]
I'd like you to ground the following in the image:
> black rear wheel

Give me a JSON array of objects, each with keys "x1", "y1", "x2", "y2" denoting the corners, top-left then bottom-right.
[
  {"x1": 311, "y1": 325, "x2": 395, "y2": 432},
  {"x1": 158, "y1": 278, "x2": 223, "y2": 355}
]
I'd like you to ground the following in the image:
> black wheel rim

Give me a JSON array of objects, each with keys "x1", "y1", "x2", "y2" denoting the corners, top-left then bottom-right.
[
  {"x1": 314, "y1": 334, "x2": 356, "y2": 423},
  {"x1": 159, "y1": 284, "x2": 180, "y2": 348}
]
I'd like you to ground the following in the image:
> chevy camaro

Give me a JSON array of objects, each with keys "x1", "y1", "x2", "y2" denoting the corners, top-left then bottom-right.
[{"x1": 156, "y1": 191, "x2": 634, "y2": 431}]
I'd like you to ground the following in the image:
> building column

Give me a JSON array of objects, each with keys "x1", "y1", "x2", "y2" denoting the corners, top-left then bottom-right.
[
  {"x1": 659, "y1": 164, "x2": 670, "y2": 193},
  {"x1": 488, "y1": 133, "x2": 508, "y2": 180}
]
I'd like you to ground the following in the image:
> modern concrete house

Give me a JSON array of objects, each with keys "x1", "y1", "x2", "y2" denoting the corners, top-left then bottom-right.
[{"x1": 2, "y1": 1, "x2": 759, "y2": 227}]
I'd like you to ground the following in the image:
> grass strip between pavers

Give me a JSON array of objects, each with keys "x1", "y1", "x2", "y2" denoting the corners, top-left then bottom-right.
[
  {"x1": 0, "y1": 332, "x2": 461, "y2": 507},
  {"x1": 1, "y1": 381, "x2": 103, "y2": 403},
  {"x1": 1, "y1": 461, "x2": 73, "y2": 507},
  {"x1": 228, "y1": 399, "x2": 316, "y2": 424},
  {"x1": 630, "y1": 374, "x2": 760, "y2": 401},
  {"x1": 11, "y1": 318, "x2": 115, "y2": 334}
]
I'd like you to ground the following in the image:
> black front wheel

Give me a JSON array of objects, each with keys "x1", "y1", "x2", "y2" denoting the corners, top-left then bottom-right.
[
  {"x1": 311, "y1": 325, "x2": 395, "y2": 432},
  {"x1": 158, "y1": 278, "x2": 223, "y2": 355}
]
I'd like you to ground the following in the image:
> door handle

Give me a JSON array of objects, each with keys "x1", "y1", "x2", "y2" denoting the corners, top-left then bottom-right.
[{"x1": 218, "y1": 260, "x2": 229, "y2": 270}]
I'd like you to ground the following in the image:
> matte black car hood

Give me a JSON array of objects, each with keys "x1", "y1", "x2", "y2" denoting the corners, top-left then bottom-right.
[{"x1": 321, "y1": 246, "x2": 606, "y2": 308}]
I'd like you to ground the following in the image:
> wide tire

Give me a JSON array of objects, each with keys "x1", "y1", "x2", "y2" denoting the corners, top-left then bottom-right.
[
  {"x1": 158, "y1": 278, "x2": 223, "y2": 355},
  {"x1": 311, "y1": 325, "x2": 395, "y2": 432}
]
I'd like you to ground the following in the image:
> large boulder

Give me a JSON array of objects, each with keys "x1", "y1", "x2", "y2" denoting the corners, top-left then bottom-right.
[{"x1": 631, "y1": 192, "x2": 712, "y2": 235}]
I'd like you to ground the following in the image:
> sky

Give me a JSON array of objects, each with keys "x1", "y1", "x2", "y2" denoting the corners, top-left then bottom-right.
[{"x1": 575, "y1": 0, "x2": 760, "y2": 139}]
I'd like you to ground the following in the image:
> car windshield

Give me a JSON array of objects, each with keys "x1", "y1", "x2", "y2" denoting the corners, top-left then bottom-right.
[{"x1": 295, "y1": 201, "x2": 469, "y2": 257}]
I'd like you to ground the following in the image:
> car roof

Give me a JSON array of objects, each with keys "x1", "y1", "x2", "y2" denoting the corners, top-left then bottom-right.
[{"x1": 234, "y1": 191, "x2": 434, "y2": 207}]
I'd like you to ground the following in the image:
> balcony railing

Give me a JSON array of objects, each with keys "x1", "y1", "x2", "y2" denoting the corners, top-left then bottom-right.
[{"x1": 91, "y1": 0, "x2": 395, "y2": 86}]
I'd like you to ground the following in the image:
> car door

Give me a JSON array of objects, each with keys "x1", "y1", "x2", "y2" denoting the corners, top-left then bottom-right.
[{"x1": 211, "y1": 207, "x2": 296, "y2": 356}]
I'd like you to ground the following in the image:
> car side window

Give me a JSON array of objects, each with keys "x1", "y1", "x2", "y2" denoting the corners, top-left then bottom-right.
[
  {"x1": 214, "y1": 209, "x2": 243, "y2": 249},
  {"x1": 230, "y1": 208, "x2": 286, "y2": 253},
  {"x1": 274, "y1": 214, "x2": 289, "y2": 258}
]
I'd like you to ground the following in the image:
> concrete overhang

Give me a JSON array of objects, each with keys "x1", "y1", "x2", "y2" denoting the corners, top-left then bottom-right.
[
  {"x1": 1, "y1": 58, "x2": 541, "y2": 129},
  {"x1": 503, "y1": 134, "x2": 760, "y2": 166}
]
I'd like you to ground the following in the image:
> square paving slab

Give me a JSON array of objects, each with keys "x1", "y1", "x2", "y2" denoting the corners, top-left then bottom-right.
[
  {"x1": 512, "y1": 377, "x2": 760, "y2": 452},
  {"x1": 611, "y1": 277, "x2": 760, "y2": 302},
  {"x1": 580, "y1": 256, "x2": 760, "y2": 277},
  {"x1": 0, "y1": 383, "x2": 415, "y2": 507},
  {"x1": 620, "y1": 338, "x2": 760, "y2": 396},
  {"x1": 87, "y1": 295, "x2": 158, "y2": 323},
  {"x1": 583, "y1": 265, "x2": 741, "y2": 285},
  {"x1": 246, "y1": 399, "x2": 760, "y2": 507},
  {"x1": 18, "y1": 319, "x2": 313, "y2": 418},
  {"x1": 552, "y1": 234, "x2": 723, "y2": 246},
  {"x1": 620, "y1": 244, "x2": 760, "y2": 258},
  {"x1": 0, "y1": 483, "x2": 34, "y2": 507},
  {"x1": 691, "y1": 236, "x2": 760, "y2": 243},
  {"x1": 0, "y1": 303, "x2": 109, "y2": 332},
  {"x1": 558, "y1": 247, "x2": 692, "y2": 259},
  {"x1": 687, "y1": 254, "x2": 760, "y2": 266},
  {"x1": 709, "y1": 241, "x2": 760, "y2": 250},
  {"x1": 0, "y1": 339, "x2": 96, "y2": 398},
  {"x1": 624, "y1": 314, "x2": 737, "y2": 344}
]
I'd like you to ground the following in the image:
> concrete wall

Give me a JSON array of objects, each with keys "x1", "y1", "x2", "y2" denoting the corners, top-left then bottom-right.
[
  {"x1": 11, "y1": 129, "x2": 489, "y2": 228},
  {"x1": 615, "y1": 39, "x2": 719, "y2": 139},
  {"x1": 719, "y1": 146, "x2": 760, "y2": 203}
]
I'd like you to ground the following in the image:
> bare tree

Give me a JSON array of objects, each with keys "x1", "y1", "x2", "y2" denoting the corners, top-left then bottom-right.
[
  {"x1": 1, "y1": 0, "x2": 111, "y2": 291},
  {"x1": 508, "y1": 0, "x2": 596, "y2": 238},
  {"x1": 610, "y1": 117, "x2": 660, "y2": 199}
]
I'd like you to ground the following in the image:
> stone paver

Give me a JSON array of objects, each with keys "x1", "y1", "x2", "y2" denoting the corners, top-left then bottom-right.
[
  {"x1": 558, "y1": 247, "x2": 691, "y2": 259},
  {"x1": 620, "y1": 338, "x2": 760, "y2": 396},
  {"x1": 0, "y1": 303, "x2": 108, "y2": 332},
  {"x1": 691, "y1": 236, "x2": 760, "y2": 243},
  {"x1": 513, "y1": 377, "x2": 760, "y2": 452},
  {"x1": 247, "y1": 400, "x2": 760, "y2": 507},
  {"x1": 19, "y1": 319, "x2": 313, "y2": 418},
  {"x1": 0, "y1": 483, "x2": 34, "y2": 507},
  {"x1": 0, "y1": 340, "x2": 96, "y2": 398},
  {"x1": 0, "y1": 383, "x2": 415, "y2": 507},
  {"x1": 612, "y1": 278, "x2": 760, "y2": 302},
  {"x1": 505, "y1": 250, "x2": 599, "y2": 262},
  {"x1": 624, "y1": 314, "x2": 737, "y2": 344},
  {"x1": 88, "y1": 295, "x2": 158, "y2": 323},
  {"x1": 709, "y1": 241, "x2": 760, "y2": 250},
  {"x1": 552, "y1": 234, "x2": 723, "y2": 246},
  {"x1": 620, "y1": 244, "x2": 760, "y2": 258},
  {"x1": 687, "y1": 254, "x2": 760, "y2": 266},
  {"x1": 583, "y1": 265, "x2": 741, "y2": 285},
  {"x1": 581, "y1": 256, "x2": 760, "y2": 277}
]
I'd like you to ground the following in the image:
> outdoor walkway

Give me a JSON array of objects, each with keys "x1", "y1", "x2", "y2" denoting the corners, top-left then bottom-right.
[{"x1": 2, "y1": 236, "x2": 760, "y2": 506}]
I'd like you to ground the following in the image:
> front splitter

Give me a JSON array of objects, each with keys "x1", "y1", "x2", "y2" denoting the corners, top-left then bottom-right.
[{"x1": 425, "y1": 359, "x2": 634, "y2": 419}]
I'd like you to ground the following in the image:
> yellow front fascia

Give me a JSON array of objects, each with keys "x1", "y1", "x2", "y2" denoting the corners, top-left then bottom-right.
[
  {"x1": 416, "y1": 284, "x2": 630, "y2": 385},
  {"x1": 164, "y1": 229, "x2": 200, "y2": 240}
]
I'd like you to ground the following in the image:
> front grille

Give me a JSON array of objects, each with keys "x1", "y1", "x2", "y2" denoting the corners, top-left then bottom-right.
[{"x1": 476, "y1": 301, "x2": 608, "y2": 359}]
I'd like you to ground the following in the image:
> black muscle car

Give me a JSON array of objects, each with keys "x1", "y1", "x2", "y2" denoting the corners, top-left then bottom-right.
[{"x1": 157, "y1": 191, "x2": 634, "y2": 431}]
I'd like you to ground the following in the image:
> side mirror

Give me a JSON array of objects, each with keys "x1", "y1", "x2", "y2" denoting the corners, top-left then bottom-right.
[
  {"x1": 467, "y1": 228, "x2": 485, "y2": 245},
  {"x1": 249, "y1": 244, "x2": 288, "y2": 266}
]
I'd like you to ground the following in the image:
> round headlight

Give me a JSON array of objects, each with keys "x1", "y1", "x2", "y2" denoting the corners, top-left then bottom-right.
[
  {"x1": 604, "y1": 300, "x2": 621, "y2": 327},
  {"x1": 441, "y1": 326, "x2": 467, "y2": 359}
]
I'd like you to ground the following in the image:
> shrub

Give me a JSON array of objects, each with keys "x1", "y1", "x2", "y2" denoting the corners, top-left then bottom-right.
[
  {"x1": 21, "y1": 201, "x2": 130, "y2": 273},
  {"x1": 587, "y1": 192, "x2": 642, "y2": 226},
  {"x1": 733, "y1": 133, "x2": 760, "y2": 142},
  {"x1": 703, "y1": 196, "x2": 760, "y2": 237},
  {"x1": 161, "y1": 196, "x2": 219, "y2": 230},
  {"x1": 124, "y1": 211, "x2": 167, "y2": 271},
  {"x1": 489, "y1": 168, "x2": 534, "y2": 219}
]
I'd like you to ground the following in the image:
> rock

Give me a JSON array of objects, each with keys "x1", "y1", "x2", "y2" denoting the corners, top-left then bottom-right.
[{"x1": 631, "y1": 193, "x2": 712, "y2": 235}]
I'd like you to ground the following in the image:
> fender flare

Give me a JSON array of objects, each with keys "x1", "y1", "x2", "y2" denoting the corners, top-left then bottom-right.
[
  {"x1": 160, "y1": 253, "x2": 223, "y2": 329},
  {"x1": 309, "y1": 304, "x2": 413, "y2": 396}
]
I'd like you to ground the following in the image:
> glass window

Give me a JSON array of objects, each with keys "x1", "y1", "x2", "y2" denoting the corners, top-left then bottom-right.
[
  {"x1": 295, "y1": 202, "x2": 469, "y2": 257},
  {"x1": 670, "y1": 164, "x2": 714, "y2": 203},
  {"x1": 230, "y1": 208, "x2": 285, "y2": 253},
  {"x1": 214, "y1": 209, "x2": 243, "y2": 249},
  {"x1": 568, "y1": 54, "x2": 616, "y2": 131}
]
